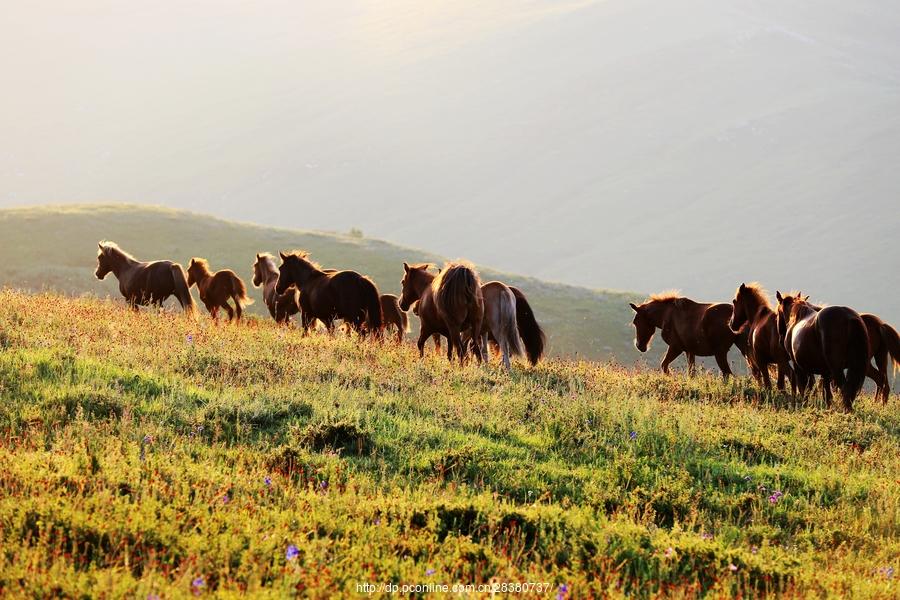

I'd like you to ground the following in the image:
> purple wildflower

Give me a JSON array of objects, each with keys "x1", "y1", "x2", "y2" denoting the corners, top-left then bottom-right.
[
  {"x1": 264, "y1": 476, "x2": 272, "y2": 487},
  {"x1": 751, "y1": 545, "x2": 758, "y2": 554},
  {"x1": 664, "y1": 547, "x2": 675, "y2": 558},
  {"x1": 286, "y1": 544, "x2": 300, "y2": 561},
  {"x1": 556, "y1": 583, "x2": 569, "y2": 600},
  {"x1": 880, "y1": 566, "x2": 894, "y2": 579},
  {"x1": 426, "y1": 568, "x2": 436, "y2": 576},
  {"x1": 768, "y1": 490, "x2": 784, "y2": 504},
  {"x1": 192, "y1": 577, "x2": 204, "y2": 594},
  {"x1": 728, "y1": 564, "x2": 738, "y2": 572},
  {"x1": 629, "y1": 431, "x2": 637, "y2": 441},
  {"x1": 186, "y1": 334, "x2": 194, "y2": 344},
  {"x1": 147, "y1": 594, "x2": 160, "y2": 600},
  {"x1": 143, "y1": 434, "x2": 153, "y2": 444},
  {"x1": 701, "y1": 533, "x2": 713, "y2": 541},
  {"x1": 319, "y1": 480, "x2": 328, "y2": 491},
  {"x1": 222, "y1": 494, "x2": 229, "y2": 504}
]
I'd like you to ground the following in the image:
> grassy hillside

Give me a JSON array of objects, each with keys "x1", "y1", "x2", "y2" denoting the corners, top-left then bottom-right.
[
  {"x1": 0, "y1": 291, "x2": 897, "y2": 598},
  {"x1": 0, "y1": 204, "x2": 660, "y2": 364}
]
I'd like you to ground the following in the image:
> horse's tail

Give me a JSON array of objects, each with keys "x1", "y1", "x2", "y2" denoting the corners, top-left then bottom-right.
[
  {"x1": 170, "y1": 263, "x2": 197, "y2": 317},
  {"x1": 498, "y1": 288, "x2": 525, "y2": 362},
  {"x1": 510, "y1": 286, "x2": 546, "y2": 365},
  {"x1": 436, "y1": 264, "x2": 481, "y2": 318},
  {"x1": 882, "y1": 322, "x2": 900, "y2": 376},
  {"x1": 362, "y1": 278, "x2": 383, "y2": 336},
  {"x1": 841, "y1": 315, "x2": 869, "y2": 412},
  {"x1": 231, "y1": 274, "x2": 254, "y2": 308}
]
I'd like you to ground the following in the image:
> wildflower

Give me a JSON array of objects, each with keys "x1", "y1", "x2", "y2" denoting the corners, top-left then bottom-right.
[
  {"x1": 186, "y1": 334, "x2": 194, "y2": 344},
  {"x1": 556, "y1": 583, "x2": 569, "y2": 600},
  {"x1": 768, "y1": 490, "x2": 783, "y2": 504},
  {"x1": 147, "y1": 594, "x2": 160, "y2": 600},
  {"x1": 751, "y1": 545, "x2": 758, "y2": 554},
  {"x1": 374, "y1": 518, "x2": 381, "y2": 526},
  {"x1": 701, "y1": 533, "x2": 713, "y2": 541},
  {"x1": 426, "y1": 568, "x2": 436, "y2": 576},
  {"x1": 264, "y1": 476, "x2": 272, "y2": 487},
  {"x1": 192, "y1": 577, "x2": 205, "y2": 594},
  {"x1": 664, "y1": 547, "x2": 675, "y2": 558},
  {"x1": 222, "y1": 494, "x2": 229, "y2": 504},
  {"x1": 880, "y1": 566, "x2": 895, "y2": 579},
  {"x1": 728, "y1": 564, "x2": 738, "y2": 572},
  {"x1": 319, "y1": 480, "x2": 328, "y2": 491},
  {"x1": 143, "y1": 434, "x2": 153, "y2": 444},
  {"x1": 286, "y1": 544, "x2": 300, "y2": 561},
  {"x1": 629, "y1": 431, "x2": 637, "y2": 441}
]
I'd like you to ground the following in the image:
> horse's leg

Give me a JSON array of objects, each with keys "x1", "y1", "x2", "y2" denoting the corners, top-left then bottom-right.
[
  {"x1": 446, "y1": 324, "x2": 465, "y2": 365},
  {"x1": 714, "y1": 352, "x2": 732, "y2": 381},
  {"x1": 686, "y1": 353, "x2": 696, "y2": 377},
  {"x1": 432, "y1": 334, "x2": 442, "y2": 355},
  {"x1": 775, "y1": 362, "x2": 789, "y2": 391},
  {"x1": 822, "y1": 374, "x2": 833, "y2": 408},
  {"x1": 660, "y1": 345, "x2": 683, "y2": 375},
  {"x1": 232, "y1": 295, "x2": 242, "y2": 321},
  {"x1": 760, "y1": 362, "x2": 772, "y2": 390},
  {"x1": 417, "y1": 326, "x2": 434, "y2": 358},
  {"x1": 222, "y1": 302, "x2": 235, "y2": 322},
  {"x1": 874, "y1": 349, "x2": 889, "y2": 403}
]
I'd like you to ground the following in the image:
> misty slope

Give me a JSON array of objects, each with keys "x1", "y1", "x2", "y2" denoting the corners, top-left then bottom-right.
[
  {"x1": 0, "y1": 204, "x2": 664, "y2": 363},
  {"x1": 2, "y1": 0, "x2": 897, "y2": 321}
]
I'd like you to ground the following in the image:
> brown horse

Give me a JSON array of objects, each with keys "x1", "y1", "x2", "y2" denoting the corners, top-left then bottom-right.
[
  {"x1": 629, "y1": 292, "x2": 738, "y2": 379},
  {"x1": 399, "y1": 262, "x2": 484, "y2": 364},
  {"x1": 473, "y1": 281, "x2": 524, "y2": 370},
  {"x1": 381, "y1": 294, "x2": 410, "y2": 343},
  {"x1": 95, "y1": 242, "x2": 196, "y2": 314},
  {"x1": 860, "y1": 313, "x2": 900, "y2": 403},
  {"x1": 730, "y1": 283, "x2": 793, "y2": 391},
  {"x1": 275, "y1": 251, "x2": 383, "y2": 336},
  {"x1": 187, "y1": 258, "x2": 253, "y2": 322},
  {"x1": 775, "y1": 292, "x2": 868, "y2": 411},
  {"x1": 509, "y1": 286, "x2": 547, "y2": 365},
  {"x1": 252, "y1": 253, "x2": 300, "y2": 324}
]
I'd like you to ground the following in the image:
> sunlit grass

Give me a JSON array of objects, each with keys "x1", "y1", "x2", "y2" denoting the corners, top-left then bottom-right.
[{"x1": 0, "y1": 290, "x2": 897, "y2": 598}]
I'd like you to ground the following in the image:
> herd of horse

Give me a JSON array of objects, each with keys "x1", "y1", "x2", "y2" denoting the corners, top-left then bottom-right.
[
  {"x1": 94, "y1": 242, "x2": 546, "y2": 370},
  {"x1": 629, "y1": 284, "x2": 899, "y2": 411},
  {"x1": 95, "y1": 242, "x2": 897, "y2": 410}
]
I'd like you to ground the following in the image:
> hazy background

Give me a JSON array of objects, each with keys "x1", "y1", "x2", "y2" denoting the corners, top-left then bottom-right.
[{"x1": 2, "y1": 0, "x2": 898, "y2": 319}]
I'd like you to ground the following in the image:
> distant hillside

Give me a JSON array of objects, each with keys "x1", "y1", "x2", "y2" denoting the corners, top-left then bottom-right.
[{"x1": 0, "y1": 204, "x2": 661, "y2": 363}]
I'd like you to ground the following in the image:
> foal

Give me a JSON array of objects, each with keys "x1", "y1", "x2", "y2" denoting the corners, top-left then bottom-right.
[
  {"x1": 381, "y1": 294, "x2": 410, "y2": 343},
  {"x1": 187, "y1": 258, "x2": 253, "y2": 322}
]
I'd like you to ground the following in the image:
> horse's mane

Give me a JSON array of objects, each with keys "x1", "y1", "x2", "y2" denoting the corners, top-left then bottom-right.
[
  {"x1": 738, "y1": 282, "x2": 772, "y2": 310},
  {"x1": 98, "y1": 241, "x2": 135, "y2": 261},
  {"x1": 284, "y1": 250, "x2": 323, "y2": 271},
  {"x1": 648, "y1": 290, "x2": 682, "y2": 303},
  {"x1": 434, "y1": 261, "x2": 481, "y2": 307},
  {"x1": 189, "y1": 257, "x2": 213, "y2": 275}
]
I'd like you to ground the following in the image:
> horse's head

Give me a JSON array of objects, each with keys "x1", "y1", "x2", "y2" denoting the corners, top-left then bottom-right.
[
  {"x1": 775, "y1": 291, "x2": 808, "y2": 342},
  {"x1": 730, "y1": 283, "x2": 750, "y2": 332},
  {"x1": 399, "y1": 262, "x2": 434, "y2": 311},
  {"x1": 95, "y1": 243, "x2": 113, "y2": 280},
  {"x1": 276, "y1": 251, "x2": 316, "y2": 294},
  {"x1": 252, "y1": 254, "x2": 263, "y2": 287},
  {"x1": 629, "y1": 302, "x2": 655, "y2": 353},
  {"x1": 186, "y1": 258, "x2": 210, "y2": 287}
]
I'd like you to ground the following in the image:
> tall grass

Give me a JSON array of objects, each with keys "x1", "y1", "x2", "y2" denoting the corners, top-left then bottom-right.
[{"x1": 0, "y1": 290, "x2": 897, "y2": 598}]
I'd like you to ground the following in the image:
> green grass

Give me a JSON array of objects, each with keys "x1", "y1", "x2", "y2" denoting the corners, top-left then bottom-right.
[
  {"x1": 0, "y1": 291, "x2": 898, "y2": 598},
  {"x1": 0, "y1": 203, "x2": 655, "y2": 363}
]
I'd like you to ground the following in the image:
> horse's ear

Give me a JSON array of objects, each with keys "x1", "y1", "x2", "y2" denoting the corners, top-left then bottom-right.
[
  {"x1": 98, "y1": 242, "x2": 103, "y2": 250},
  {"x1": 629, "y1": 302, "x2": 639, "y2": 312},
  {"x1": 403, "y1": 262, "x2": 409, "y2": 273},
  {"x1": 256, "y1": 253, "x2": 260, "y2": 259},
  {"x1": 803, "y1": 295, "x2": 810, "y2": 302},
  {"x1": 279, "y1": 251, "x2": 287, "y2": 261},
  {"x1": 739, "y1": 283, "x2": 746, "y2": 291},
  {"x1": 775, "y1": 291, "x2": 782, "y2": 302}
]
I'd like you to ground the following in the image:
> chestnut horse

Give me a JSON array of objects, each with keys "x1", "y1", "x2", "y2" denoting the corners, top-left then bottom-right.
[
  {"x1": 275, "y1": 251, "x2": 383, "y2": 336},
  {"x1": 474, "y1": 281, "x2": 524, "y2": 370},
  {"x1": 629, "y1": 292, "x2": 738, "y2": 379},
  {"x1": 730, "y1": 283, "x2": 793, "y2": 391},
  {"x1": 381, "y1": 294, "x2": 410, "y2": 343},
  {"x1": 252, "y1": 253, "x2": 300, "y2": 324},
  {"x1": 95, "y1": 242, "x2": 196, "y2": 314},
  {"x1": 187, "y1": 258, "x2": 253, "y2": 322},
  {"x1": 775, "y1": 292, "x2": 868, "y2": 411},
  {"x1": 399, "y1": 262, "x2": 484, "y2": 364}
]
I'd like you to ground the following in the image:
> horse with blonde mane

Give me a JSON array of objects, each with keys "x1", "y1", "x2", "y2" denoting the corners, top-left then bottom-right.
[
  {"x1": 95, "y1": 242, "x2": 196, "y2": 315},
  {"x1": 252, "y1": 253, "x2": 300, "y2": 324},
  {"x1": 400, "y1": 262, "x2": 484, "y2": 364},
  {"x1": 187, "y1": 258, "x2": 253, "y2": 322},
  {"x1": 730, "y1": 283, "x2": 793, "y2": 391}
]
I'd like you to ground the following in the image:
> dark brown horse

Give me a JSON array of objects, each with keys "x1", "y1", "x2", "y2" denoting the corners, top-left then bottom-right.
[
  {"x1": 275, "y1": 251, "x2": 383, "y2": 336},
  {"x1": 629, "y1": 292, "x2": 738, "y2": 379},
  {"x1": 252, "y1": 253, "x2": 300, "y2": 324},
  {"x1": 95, "y1": 242, "x2": 196, "y2": 314},
  {"x1": 860, "y1": 313, "x2": 900, "y2": 403},
  {"x1": 776, "y1": 292, "x2": 868, "y2": 411},
  {"x1": 509, "y1": 286, "x2": 547, "y2": 366},
  {"x1": 381, "y1": 294, "x2": 409, "y2": 343},
  {"x1": 730, "y1": 283, "x2": 793, "y2": 391},
  {"x1": 187, "y1": 258, "x2": 253, "y2": 322},
  {"x1": 399, "y1": 262, "x2": 484, "y2": 364}
]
